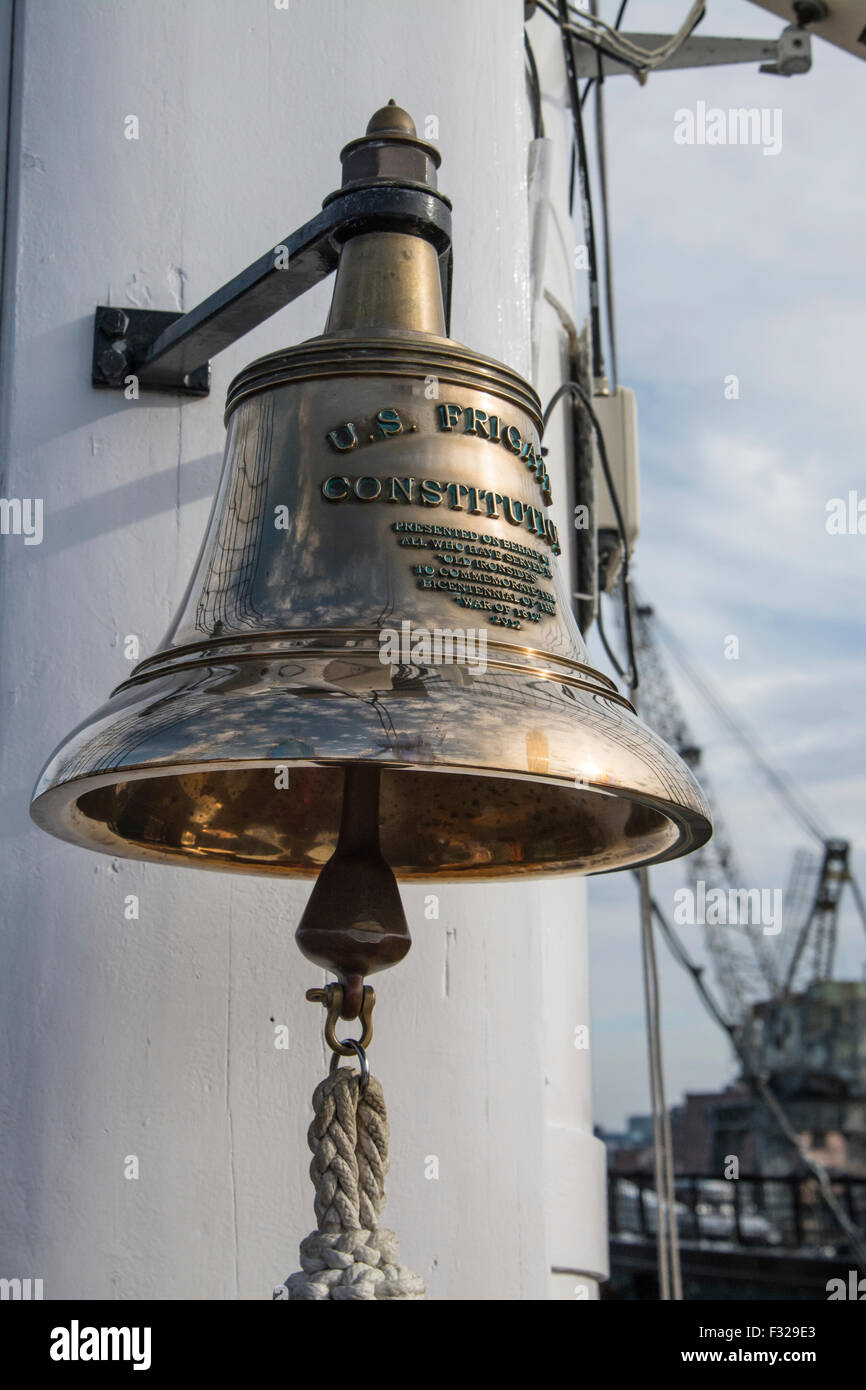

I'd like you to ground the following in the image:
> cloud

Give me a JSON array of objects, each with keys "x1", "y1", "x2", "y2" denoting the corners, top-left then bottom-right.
[{"x1": 581, "y1": 1, "x2": 866, "y2": 1128}]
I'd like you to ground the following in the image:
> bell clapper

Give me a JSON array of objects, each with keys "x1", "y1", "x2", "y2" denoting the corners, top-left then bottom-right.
[
  {"x1": 296, "y1": 763, "x2": 411, "y2": 1034},
  {"x1": 280, "y1": 758, "x2": 425, "y2": 1299}
]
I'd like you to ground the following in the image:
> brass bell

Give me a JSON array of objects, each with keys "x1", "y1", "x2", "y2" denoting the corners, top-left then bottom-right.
[{"x1": 31, "y1": 104, "x2": 711, "y2": 986}]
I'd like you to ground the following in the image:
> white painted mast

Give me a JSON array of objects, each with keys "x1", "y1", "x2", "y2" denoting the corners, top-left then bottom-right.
[{"x1": 0, "y1": 0, "x2": 605, "y2": 1299}]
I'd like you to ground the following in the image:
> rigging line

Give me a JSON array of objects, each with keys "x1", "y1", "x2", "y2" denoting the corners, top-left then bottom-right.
[
  {"x1": 634, "y1": 672, "x2": 680, "y2": 1295},
  {"x1": 556, "y1": 0, "x2": 606, "y2": 384},
  {"x1": 652, "y1": 615, "x2": 828, "y2": 845},
  {"x1": 658, "y1": 1014, "x2": 683, "y2": 1299},
  {"x1": 639, "y1": 869, "x2": 670, "y2": 1299},
  {"x1": 848, "y1": 872, "x2": 866, "y2": 942},
  {"x1": 643, "y1": 883, "x2": 866, "y2": 1265},
  {"x1": 639, "y1": 877, "x2": 736, "y2": 1035},
  {"x1": 750, "y1": 1074, "x2": 866, "y2": 1267},
  {"x1": 641, "y1": 866, "x2": 683, "y2": 1298}
]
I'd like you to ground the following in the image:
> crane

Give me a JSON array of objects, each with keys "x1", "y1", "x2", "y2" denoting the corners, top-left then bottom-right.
[{"x1": 625, "y1": 596, "x2": 864, "y2": 1031}]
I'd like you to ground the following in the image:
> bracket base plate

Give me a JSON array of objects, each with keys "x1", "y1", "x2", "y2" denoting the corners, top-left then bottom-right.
[{"x1": 92, "y1": 307, "x2": 211, "y2": 397}]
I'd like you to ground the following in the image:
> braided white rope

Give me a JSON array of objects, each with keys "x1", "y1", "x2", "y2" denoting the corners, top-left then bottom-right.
[{"x1": 274, "y1": 1067, "x2": 425, "y2": 1301}]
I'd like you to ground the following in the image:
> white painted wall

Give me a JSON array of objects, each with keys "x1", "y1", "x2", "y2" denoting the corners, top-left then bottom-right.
[{"x1": 0, "y1": 0, "x2": 606, "y2": 1300}]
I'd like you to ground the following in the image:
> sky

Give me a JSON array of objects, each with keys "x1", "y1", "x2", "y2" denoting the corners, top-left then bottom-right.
[{"x1": 564, "y1": 0, "x2": 866, "y2": 1130}]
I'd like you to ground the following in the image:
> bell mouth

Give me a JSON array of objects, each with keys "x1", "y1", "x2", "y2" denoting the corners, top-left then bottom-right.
[
  {"x1": 30, "y1": 760, "x2": 709, "y2": 880},
  {"x1": 29, "y1": 643, "x2": 711, "y2": 878}
]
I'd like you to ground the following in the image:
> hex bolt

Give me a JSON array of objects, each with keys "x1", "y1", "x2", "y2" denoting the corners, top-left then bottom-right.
[
  {"x1": 98, "y1": 344, "x2": 130, "y2": 383},
  {"x1": 102, "y1": 308, "x2": 129, "y2": 338},
  {"x1": 793, "y1": 0, "x2": 828, "y2": 23}
]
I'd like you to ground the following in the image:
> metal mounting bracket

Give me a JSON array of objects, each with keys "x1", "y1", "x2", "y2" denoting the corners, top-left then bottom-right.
[
  {"x1": 571, "y1": 25, "x2": 812, "y2": 79},
  {"x1": 91, "y1": 184, "x2": 453, "y2": 398}
]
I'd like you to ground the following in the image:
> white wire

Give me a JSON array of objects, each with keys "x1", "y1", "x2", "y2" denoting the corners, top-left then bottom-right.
[
  {"x1": 536, "y1": 2, "x2": 634, "y2": 60},
  {"x1": 568, "y1": 1, "x2": 706, "y2": 65},
  {"x1": 563, "y1": 0, "x2": 704, "y2": 59},
  {"x1": 537, "y1": 0, "x2": 706, "y2": 74}
]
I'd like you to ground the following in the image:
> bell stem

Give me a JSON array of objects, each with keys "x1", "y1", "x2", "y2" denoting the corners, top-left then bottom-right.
[
  {"x1": 336, "y1": 764, "x2": 383, "y2": 855},
  {"x1": 324, "y1": 231, "x2": 446, "y2": 336},
  {"x1": 294, "y1": 762, "x2": 412, "y2": 998}
]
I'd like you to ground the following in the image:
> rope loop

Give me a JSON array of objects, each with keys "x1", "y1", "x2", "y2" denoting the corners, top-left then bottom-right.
[{"x1": 274, "y1": 1065, "x2": 425, "y2": 1301}]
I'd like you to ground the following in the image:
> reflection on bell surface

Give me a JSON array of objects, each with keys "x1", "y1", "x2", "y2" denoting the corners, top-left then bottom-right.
[{"x1": 30, "y1": 103, "x2": 712, "y2": 880}]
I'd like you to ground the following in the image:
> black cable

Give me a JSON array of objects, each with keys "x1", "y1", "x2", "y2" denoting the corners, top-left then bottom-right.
[
  {"x1": 543, "y1": 379, "x2": 638, "y2": 689},
  {"x1": 592, "y1": 0, "x2": 620, "y2": 390},
  {"x1": 580, "y1": 0, "x2": 630, "y2": 110},
  {"x1": 551, "y1": 0, "x2": 629, "y2": 378},
  {"x1": 524, "y1": 30, "x2": 545, "y2": 139},
  {"x1": 556, "y1": 0, "x2": 605, "y2": 384},
  {"x1": 537, "y1": 1, "x2": 646, "y2": 75}
]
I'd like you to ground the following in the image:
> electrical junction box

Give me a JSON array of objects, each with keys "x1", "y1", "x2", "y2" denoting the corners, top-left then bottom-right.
[{"x1": 591, "y1": 386, "x2": 640, "y2": 592}]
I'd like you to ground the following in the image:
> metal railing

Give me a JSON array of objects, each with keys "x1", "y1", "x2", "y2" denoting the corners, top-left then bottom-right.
[{"x1": 609, "y1": 1172, "x2": 866, "y2": 1253}]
